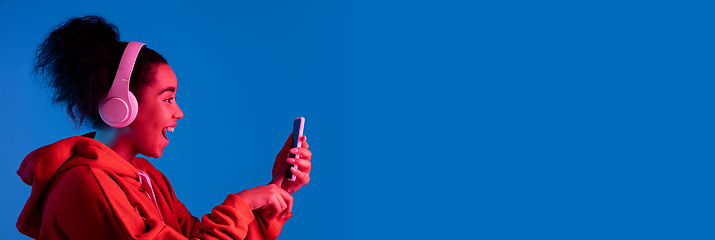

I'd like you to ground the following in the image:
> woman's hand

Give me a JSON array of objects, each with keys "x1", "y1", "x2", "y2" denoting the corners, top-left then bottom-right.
[
  {"x1": 235, "y1": 184, "x2": 293, "y2": 221},
  {"x1": 271, "y1": 133, "x2": 312, "y2": 194}
]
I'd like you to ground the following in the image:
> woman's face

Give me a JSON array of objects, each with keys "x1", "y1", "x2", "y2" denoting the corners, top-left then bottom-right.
[{"x1": 127, "y1": 63, "x2": 183, "y2": 158}]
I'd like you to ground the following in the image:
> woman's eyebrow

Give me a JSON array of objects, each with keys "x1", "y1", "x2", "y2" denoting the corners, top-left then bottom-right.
[{"x1": 159, "y1": 86, "x2": 176, "y2": 95}]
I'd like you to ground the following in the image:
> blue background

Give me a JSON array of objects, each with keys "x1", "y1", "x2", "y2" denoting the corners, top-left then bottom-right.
[{"x1": 1, "y1": 0, "x2": 714, "y2": 239}]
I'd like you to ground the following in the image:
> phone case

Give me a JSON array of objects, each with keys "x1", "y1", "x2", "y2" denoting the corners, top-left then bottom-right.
[{"x1": 286, "y1": 117, "x2": 305, "y2": 181}]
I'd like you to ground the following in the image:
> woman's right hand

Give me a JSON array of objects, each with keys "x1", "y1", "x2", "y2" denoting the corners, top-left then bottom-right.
[{"x1": 235, "y1": 184, "x2": 293, "y2": 221}]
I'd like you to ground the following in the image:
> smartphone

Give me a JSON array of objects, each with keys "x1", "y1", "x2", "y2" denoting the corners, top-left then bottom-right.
[{"x1": 286, "y1": 117, "x2": 305, "y2": 181}]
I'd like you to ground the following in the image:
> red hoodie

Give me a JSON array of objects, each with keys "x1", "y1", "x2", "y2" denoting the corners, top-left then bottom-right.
[{"x1": 16, "y1": 132, "x2": 289, "y2": 239}]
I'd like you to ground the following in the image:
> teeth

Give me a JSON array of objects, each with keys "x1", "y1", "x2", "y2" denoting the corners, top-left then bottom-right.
[{"x1": 167, "y1": 127, "x2": 174, "y2": 132}]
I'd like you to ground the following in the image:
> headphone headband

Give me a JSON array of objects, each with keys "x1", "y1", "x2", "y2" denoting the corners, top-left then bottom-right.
[
  {"x1": 99, "y1": 41, "x2": 145, "y2": 128},
  {"x1": 108, "y1": 41, "x2": 144, "y2": 99}
]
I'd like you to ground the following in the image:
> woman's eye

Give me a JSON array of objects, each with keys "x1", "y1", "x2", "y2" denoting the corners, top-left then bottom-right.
[{"x1": 165, "y1": 98, "x2": 174, "y2": 104}]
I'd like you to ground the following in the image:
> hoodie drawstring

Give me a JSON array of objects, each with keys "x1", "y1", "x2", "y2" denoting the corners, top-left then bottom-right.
[{"x1": 137, "y1": 170, "x2": 164, "y2": 223}]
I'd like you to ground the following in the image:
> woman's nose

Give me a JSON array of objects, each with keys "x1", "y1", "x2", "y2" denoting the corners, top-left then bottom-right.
[{"x1": 174, "y1": 105, "x2": 184, "y2": 120}]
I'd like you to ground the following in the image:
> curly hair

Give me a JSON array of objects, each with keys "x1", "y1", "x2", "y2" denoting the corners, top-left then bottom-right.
[{"x1": 34, "y1": 15, "x2": 167, "y2": 129}]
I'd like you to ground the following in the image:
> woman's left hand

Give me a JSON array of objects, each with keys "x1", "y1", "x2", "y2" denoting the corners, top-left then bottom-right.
[{"x1": 271, "y1": 133, "x2": 311, "y2": 195}]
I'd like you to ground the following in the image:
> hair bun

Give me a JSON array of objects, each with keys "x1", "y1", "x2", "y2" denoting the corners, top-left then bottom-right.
[
  {"x1": 34, "y1": 15, "x2": 123, "y2": 128},
  {"x1": 40, "y1": 15, "x2": 121, "y2": 67}
]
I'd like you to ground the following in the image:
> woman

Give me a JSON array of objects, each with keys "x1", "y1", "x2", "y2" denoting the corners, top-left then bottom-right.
[{"x1": 16, "y1": 15, "x2": 312, "y2": 239}]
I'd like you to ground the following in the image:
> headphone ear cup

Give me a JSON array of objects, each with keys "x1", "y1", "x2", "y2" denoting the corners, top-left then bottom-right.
[
  {"x1": 99, "y1": 96, "x2": 128, "y2": 128},
  {"x1": 98, "y1": 92, "x2": 138, "y2": 128},
  {"x1": 126, "y1": 91, "x2": 139, "y2": 126}
]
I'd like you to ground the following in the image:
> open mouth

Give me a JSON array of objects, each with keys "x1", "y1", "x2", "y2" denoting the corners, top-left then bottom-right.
[{"x1": 162, "y1": 126, "x2": 174, "y2": 141}]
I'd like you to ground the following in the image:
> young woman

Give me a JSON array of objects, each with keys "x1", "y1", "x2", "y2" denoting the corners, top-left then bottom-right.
[{"x1": 16, "y1": 15, "x2": 312, "y2": 240}]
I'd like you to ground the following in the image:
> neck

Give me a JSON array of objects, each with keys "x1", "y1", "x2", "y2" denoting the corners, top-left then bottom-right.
[{"x1": 95, "y1": 128, "x2": 137, "y2": 164}]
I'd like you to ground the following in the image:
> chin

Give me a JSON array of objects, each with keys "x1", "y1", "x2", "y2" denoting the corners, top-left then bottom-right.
[
  {"x1": 142, "y1": 149, "x2": 163, "y2": 159},
  {"x1": 144, "y1": 142, "x2": 168, "y2": 158}
]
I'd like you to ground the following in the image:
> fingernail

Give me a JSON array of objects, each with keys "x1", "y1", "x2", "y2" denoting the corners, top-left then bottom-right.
[
  {"x1": 287, "y1": 158, "x2": 295, "y2": 163},
  {"x1": 290, "y1": 148, "x2": 298, "y2": 154}
]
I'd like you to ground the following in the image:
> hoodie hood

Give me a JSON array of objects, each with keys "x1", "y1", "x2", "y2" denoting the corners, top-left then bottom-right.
[{"x1": 16, "y1": 132, "x2": 141, "y2": 237}]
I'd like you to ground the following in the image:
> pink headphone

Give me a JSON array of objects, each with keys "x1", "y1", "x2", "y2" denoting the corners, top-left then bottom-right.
[{"x1": 99, "y1": 41, "x2": 145, "y2": 128}]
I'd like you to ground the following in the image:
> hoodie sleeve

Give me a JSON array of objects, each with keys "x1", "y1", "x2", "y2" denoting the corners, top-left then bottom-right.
[
  {"x1": 159, "y1": 169, "x2": 290, "y2": 240},
  {"x1": 43, "y1": 165, "x2": 288, "y2": 240},
  {"x1": 172, "y1": 193, "x2": 290, "y2": 240}
]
